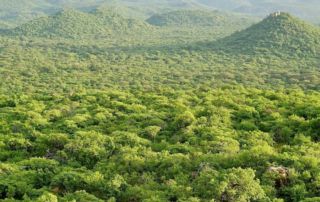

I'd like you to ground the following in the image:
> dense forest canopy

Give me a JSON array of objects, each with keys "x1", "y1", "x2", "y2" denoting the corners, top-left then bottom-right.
[
  {"x1": 7, "y1": 8, "x2": 152, "y2": 38},
  {"x1": 0, "y1": 1, "x2": 320, "y2": 202},
  {"x1": 146, "y1": 10, "x2": 256, "y2": 27},
  {"x1": 1, "y1": 87, "x2": 320, "y2": 202},
  {"x1": 215, "y1": 12, "x2": 320, "y2": 56}
]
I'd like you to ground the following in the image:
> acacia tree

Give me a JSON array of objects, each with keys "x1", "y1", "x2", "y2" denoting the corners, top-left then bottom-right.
[
  {"x1": 142, "y1": 126, "x2": 161, "y2": 141},
  {"x1": 64, "y1": 131, "x2": 115, "y2": 168},
  {"x1": 218, "y1": 168, "x2": 266, "y2": 202},
  {"x1": 194, "y1": 168, "x2": 266, "y2": 201},
  {"x1": 175, "y1": 111, "x2": 195, "y2": 129}
]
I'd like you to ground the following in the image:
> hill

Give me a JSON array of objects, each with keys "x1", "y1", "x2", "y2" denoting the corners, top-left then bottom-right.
[
  {"x1": 216, "y1": 12, "x2": 320, "y2": 56},
  {"x1": 2, "y1": 0, "x2": 320, "y2": 29},
  {"x1": 8, "y1": 9, "x2": 152, "y2": 38},
  {"x1": 197, "y1": 0, "x2": 320, "y2": 22},
  {"x1": 0, "y1": 0, "x2": 206, "y2": 29},
  {"x1": 110, "y1": 0, "x2": 207, "y2": 12},
  {"x1": 147, "y1": 9, "x2": 256, "y2": 27},
  {"x1": 0, "y1": 0, "x2": 54, "y2": 28}
]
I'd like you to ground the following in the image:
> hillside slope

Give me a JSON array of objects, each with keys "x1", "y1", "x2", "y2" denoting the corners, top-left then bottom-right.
[
  {"x1": 0, "y1": 0, "x2": 56, "y2": 28},
  {"x1": 9, "y1": 9, "x2": 152, "y2": 38},
  {"x1": 0, "y1": 0, "x2": 206, "y2": 28},
  {"x1": 2, "y1": 0, "x2": 320, "y2": 29},
  {"x1": 197, "y1": 0, "x2": 320, "y2": 22},
  {"x1": 216, "y1": 12, "x2": 320, "y2": 56},
  {"x1": 147, "y1": 10, "x2": 256, "y2": 27}
]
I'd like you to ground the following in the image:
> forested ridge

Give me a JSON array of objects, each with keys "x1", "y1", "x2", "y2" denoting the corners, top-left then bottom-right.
[
  {"x1": 0, "y1": 3, "x2": 320, "y2": 202},
  {"x1": 146, "y1": 10, "x2": 256, "y2": 27},
  {"x1": 216, "y1": 12, "x2": 320, "y2": 56},
  {"x1": 6, "y1": 9, "x2": 152, "y2": 39},
  {"x1": 1, "y1": 0, "x2": 320, "y2": 29}
]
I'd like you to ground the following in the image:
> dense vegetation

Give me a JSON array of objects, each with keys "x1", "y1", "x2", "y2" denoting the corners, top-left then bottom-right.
[
  {"x1": 1, "y1": 87, "x2": 320, "y2": 202},
  {"x1": 7, "y1": 9, "x2": 152, "y2": 39},
  {"x1": 0, "y1": 12, "x2": 319, "y2": 93},
  {"x1": 198, "y1": 0, "x2": 320, "y2": 22},
  {"x1": 1, "y1": 0, "x2": 320, "y2": 29},
  {"x1": 216, "y1": 12, "x2": 320, "y2": 56},
  {"x1": 0, "y1": 2, "x2": 320, "y2": 201},
  {"x1": 146, "y1": 10, "x2": 256, "y2": 27}
]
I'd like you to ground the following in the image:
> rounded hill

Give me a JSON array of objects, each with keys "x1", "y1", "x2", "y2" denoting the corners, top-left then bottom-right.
[
  {"x1": 9, "y1": 8, "x2": 152, "y2": 38},
  {"x1": 216, "y1": 12, "x2": 320, "y2": 56}
]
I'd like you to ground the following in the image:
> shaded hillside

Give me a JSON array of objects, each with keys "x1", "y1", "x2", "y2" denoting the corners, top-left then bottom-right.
[
  {"x1": 216, "y1": 12, "x2": 320, "y2": 56},
  {"x1": 147, "y1": 10, "x2": 256, "y2": 27},
  {"x1": 8, "y1": 9, "x2": 152, "y2": 39}
]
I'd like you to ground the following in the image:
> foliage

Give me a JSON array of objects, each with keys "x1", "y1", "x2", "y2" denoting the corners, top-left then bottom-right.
[
  {"x1": 147, "y1": 9, "x2": 256, "y2": 27},
  {"x1": 216, "y1": 12, "x2": 320, "y2": 56},
  {"x1": 7, "y1": 9, "x2": 152, "y2": 39},
  {"x1": 0, "y1": 3, "x2": 319, "y2": 202},
  {"x1": 0, "y1": 88, "x2": 319, "y2": 201}
]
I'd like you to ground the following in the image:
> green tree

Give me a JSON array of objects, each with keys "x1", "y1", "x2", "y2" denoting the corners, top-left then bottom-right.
[{"x1": 65, "y1": 131, "x2": 115, "y2": 167}]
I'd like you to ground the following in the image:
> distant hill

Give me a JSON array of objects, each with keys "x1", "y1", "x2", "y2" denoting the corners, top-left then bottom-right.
[
  {"x1": 197, "y1": 0, "x2": 320, "y2": 22},
  {"x1": 2, "y1": 0, "x2": 320, "y2": 29},
  {"x1": 0, "y1": 21, "x2": 11, "y2": 29},
  {"x1": 216, "y1": 12, "x2": 320, "y2": 56},
  {"x1": 109, "y1": 0, "x2": 207, "y2": 12},
  {"x1": 0, "y1": 0, "x2": 54, "y2": 28},
  {"x1": 8, "y1": 9, "x2": 152, "y2": 39},
  {"x1": 147, "y1": 10, "x2": 256, "y2": 27},
  {"x1": 0, "y1": 0, "x2": 206, "y2": 28}
]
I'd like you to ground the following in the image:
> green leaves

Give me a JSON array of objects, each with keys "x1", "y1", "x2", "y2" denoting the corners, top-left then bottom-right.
[
  {"x1": 218, "y1": 168, "x2": 266, "y2": 202},
  {"x1": 193, "y1": 168, "x2": 266, "y2": 201},
  {"x1": 0, "y1": 86, "x2": 319, "y2": 201},
  {"x1": 142, "y1": 126, "x2": 161, "y2": 140},
  {"x1": 175, "y1": 111, "x2": 196, "y2": 129},
  {"x1": 64, "y1": 131, "x2": 115, "y2": 168}
]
